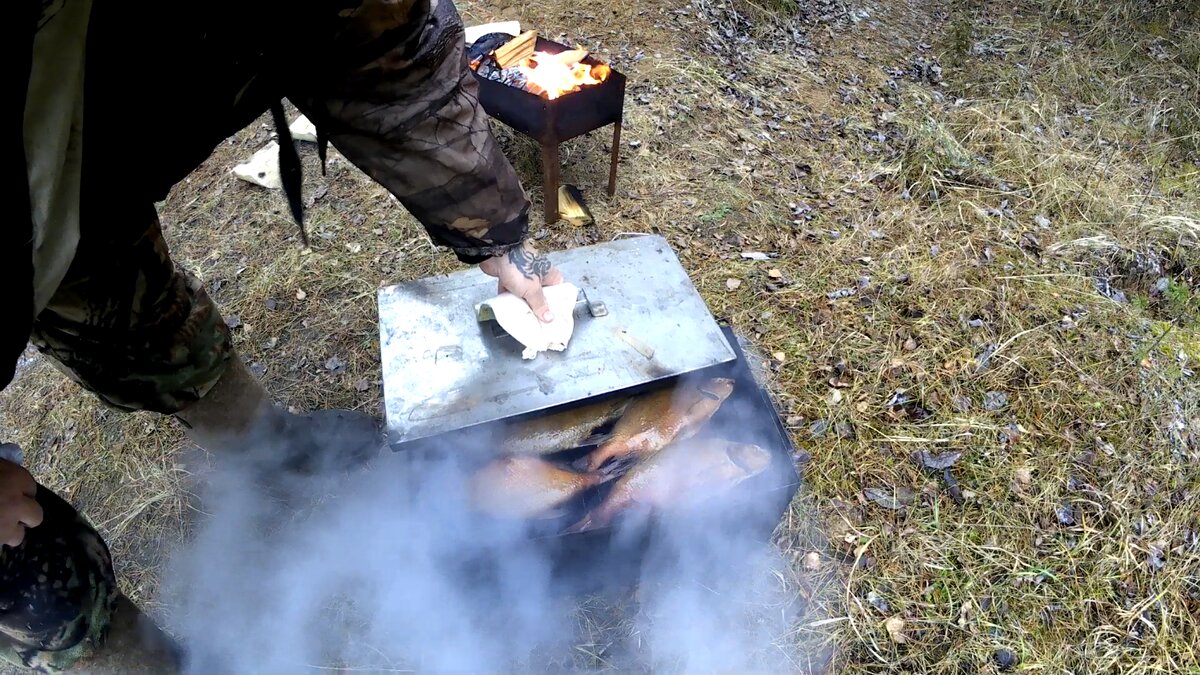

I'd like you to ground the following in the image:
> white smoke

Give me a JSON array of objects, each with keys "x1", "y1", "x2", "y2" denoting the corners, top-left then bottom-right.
[{"x1": 161, "y1": 422, "x2": 802, "y2": 673}]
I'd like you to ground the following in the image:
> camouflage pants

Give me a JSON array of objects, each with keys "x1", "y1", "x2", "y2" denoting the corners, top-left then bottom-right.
[
  {"x1": 0, "y1": 486, "x2": 117, "y2": 673},
  {"x1": 29, "y1": 204, "x2": 233, "y2": 415}
]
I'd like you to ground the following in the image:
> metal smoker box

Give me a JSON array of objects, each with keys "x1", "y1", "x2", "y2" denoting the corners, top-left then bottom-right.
[{"x1": 377, "y1": 235, "x2": 800, "y2": 590}]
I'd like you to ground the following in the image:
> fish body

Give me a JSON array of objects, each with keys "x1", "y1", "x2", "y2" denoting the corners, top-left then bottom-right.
[
  {"x1": 582, "y1": 377, "x2": 735, "y2": 471},
  {"x1": 468, "y1": 456, "x2": 610, "y2": 519},
  {"x1": 565, "y1": 439, "x2": 772, "y2": 533},
  {"x1": 498, "y1": 397, "x2": 630, "y2": 456}
]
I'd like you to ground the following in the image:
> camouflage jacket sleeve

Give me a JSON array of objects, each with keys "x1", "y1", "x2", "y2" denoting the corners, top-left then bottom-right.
[{"x1": 287, "y1": 0, "x2": 530, "y2": 264}]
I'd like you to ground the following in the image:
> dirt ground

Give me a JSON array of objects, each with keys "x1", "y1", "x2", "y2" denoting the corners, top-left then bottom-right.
[{"x1": 2, "y1": 0, "x2": 1197, "y2": 672}]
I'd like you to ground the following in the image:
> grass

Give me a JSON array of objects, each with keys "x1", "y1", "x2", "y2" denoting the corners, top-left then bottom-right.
[{"x1": 1, "y1": 0, "x2": 1198, "y2": 672}]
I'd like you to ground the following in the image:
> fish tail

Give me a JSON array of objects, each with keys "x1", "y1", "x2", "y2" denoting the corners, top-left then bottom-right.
[{"x1": 584, "y1": 442, "x2": 625, "y2": 471}]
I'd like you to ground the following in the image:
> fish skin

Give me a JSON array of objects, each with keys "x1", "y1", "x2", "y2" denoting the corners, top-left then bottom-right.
[
  {"x1": 498, "y1": 397, "x2": 630, "y2": 456},
  {"x1": 468, "y1": 456, "x2": 611, "y2": 519},
  {"x1": 582, "y1": 377, "x2": 735, "y2": 471},
  {"x1": 564, "y1": 438, "x2": 772, "y2": 533}
]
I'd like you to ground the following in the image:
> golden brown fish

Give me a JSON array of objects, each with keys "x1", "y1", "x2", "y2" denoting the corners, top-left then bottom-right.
[
  {"x1": 581, "y1": 377, "x2": 735, "y2": 471},
  {"x1": 564, "y1": 438, "x2": 772, "y2": 533},
  {"x1": 468, "y1": 456, "x2": 611, "y2": 519},
  {"x1": 498, "y1": 397, "x2": 630, "y2": 456}
]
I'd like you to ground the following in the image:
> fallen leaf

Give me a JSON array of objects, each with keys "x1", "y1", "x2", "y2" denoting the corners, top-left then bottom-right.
[
  {"x1": 958, "y1": 600, "x2": 974, "y2": 628},
  {"x1": 982, "y1": 391, "x2": 1008, "y2": 411},
  {"x1": 827, "y1": 389, "x2": 843, "y2": 405},
  {"x1": 884, "y1": 616, "x2": 907, "y2": 643},
  {"x1": 864, "y1": 487, "x2": 916, "y2": 510},
  {"x1": 726, "y1": 278, "x2": 743, "y2": 290},
  {"x1": 354, "y1": 378, "x2": 372, "y2": 392},
  {"x1": 912, "y1": 449, "x2": 963, "y2": 471},
  {"x1": 1055, "y1": 502, "x2": 1077, "y2": 525},
  {"x1": 248, "y1": 362, "x2": 266, "y2": 378},
  {"x1": 768, "y1": 268, "x2": 783, "y2": 279},
  {"x1": 225, "y1": 315, "x2": 242, "y2": 329},
  {"x1": 346, "y1": 242, "x2": 363, "y2": 254},
  {"x1": 1148, "y1": 542, "x2": 1167, "y2": 572},
  {"x1": 1014, "y1": 467, "x2": 1032, "y2": 487},
  {"x1": 951, "y1": 394, "x2": 972, "y2": 412},
  {"x1": 324, "y1": 356, "x2": 346, "y2": 373},
  {"x1": 867, "y1": 590, "x2": 890, "y2": 613},
  {"x1": 296, "y1": 288, "x2": 308, "y2": 301}
]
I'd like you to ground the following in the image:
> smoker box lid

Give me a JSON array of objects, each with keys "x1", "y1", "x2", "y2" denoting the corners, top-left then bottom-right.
[{"x1": 377, "y1": 235, "x2": 736, "y2": 446}]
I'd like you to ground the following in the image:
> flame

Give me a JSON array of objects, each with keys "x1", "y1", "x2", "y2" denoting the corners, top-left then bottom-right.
[{"x1": 517, "y1": 50, "x2": 610, "y2": 99}]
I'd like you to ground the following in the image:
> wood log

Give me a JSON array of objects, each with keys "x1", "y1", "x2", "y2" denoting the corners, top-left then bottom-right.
[
  {"x1": 494, "y1": 30, "x2": 538, "y2": 68},
  {"x1": 557, "y1": 184, "x2": 594, "y2": 226}
]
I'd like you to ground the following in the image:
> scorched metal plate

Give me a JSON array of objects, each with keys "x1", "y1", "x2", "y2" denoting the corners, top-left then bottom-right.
[{"x1": 378, "y1": 235, "x2": 735, "y2": 446}]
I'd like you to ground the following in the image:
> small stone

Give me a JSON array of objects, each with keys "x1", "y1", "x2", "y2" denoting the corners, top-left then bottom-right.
[
  {"x1": 265, "y1": 298, "x2": 278, "y2": 311},
  {"x1": 296, "y1": 288, "x2": 308, "y2": 301},
  {"x1": 324, "y1": 356, "x2": 346, "y2": 373},
  {"x1": 248, "y1": 362, "x2": 267, "y2": 378},
  {"x1": 773, "y1": 351, "x2": 786, "y2": 362},
  {"x1": 224, "y1": 315, "x2": 242, "y2": 330},
  {"x1": 803, "y1": 552, "x2": 821, "y2": 571},
  {"x1": 768, "y1": 268, "x2": 783, "y2": 279},
  {"x1": 993, "y1": 648, "x2": 1018, "y2": 672},
  {"x1": 884, "y1": 616, "x2": 907, "y2": 643},
  {"x1": 354, "y1": 378, "x2": 372, "y2": 392},
  {"x1": 726, "y1": 278, "x2": 743, "y2": 290},
  {"x1": 1015, "y1": 467, "x2": 1032, "y2": 487}
]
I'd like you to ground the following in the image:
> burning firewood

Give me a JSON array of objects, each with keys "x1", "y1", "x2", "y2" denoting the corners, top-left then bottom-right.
[
  {"x1": 557, "y1": 185, "x2": 594, "y2": 227},
  {"x1": 494, "y1": 30, "x2": 538, "y2": 69}
]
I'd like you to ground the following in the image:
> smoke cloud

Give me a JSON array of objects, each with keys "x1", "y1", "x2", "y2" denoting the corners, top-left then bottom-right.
[{"x1": 161, "y1": 422, "x2": 802, "y2": 674}]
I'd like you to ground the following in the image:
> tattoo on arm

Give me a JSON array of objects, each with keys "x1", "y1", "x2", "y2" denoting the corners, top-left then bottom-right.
[{"x1": 508, "y1": 244, "x2": 552, "y2": 280}]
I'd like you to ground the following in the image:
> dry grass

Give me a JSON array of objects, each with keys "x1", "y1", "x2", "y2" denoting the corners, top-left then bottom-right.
[{"x1": 1, "y1": 0, "x2": 1198, "y2": 672}]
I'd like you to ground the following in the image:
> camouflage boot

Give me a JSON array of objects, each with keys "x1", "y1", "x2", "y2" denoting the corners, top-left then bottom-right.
[
  {"x1": 64, "y1": 594, "x2": 182, "y2": 675},
  {"x1": 0, "y1": 487, "x2": 181, "y2": 674}
]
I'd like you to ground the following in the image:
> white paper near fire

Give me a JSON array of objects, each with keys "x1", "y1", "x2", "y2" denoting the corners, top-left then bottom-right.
[{"x1": 477, "y1": 282, "x2": 579, "y2": 359}]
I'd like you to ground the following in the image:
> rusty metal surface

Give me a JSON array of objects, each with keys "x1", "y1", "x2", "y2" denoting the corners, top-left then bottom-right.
[{"x1": 377, "y1": 235, "x2": 735, "y2": 446}]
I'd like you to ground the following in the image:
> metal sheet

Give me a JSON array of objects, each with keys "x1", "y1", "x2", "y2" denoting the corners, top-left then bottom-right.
[{"x1": 377, "y1": 235, "x2": 735, "y2": 446}]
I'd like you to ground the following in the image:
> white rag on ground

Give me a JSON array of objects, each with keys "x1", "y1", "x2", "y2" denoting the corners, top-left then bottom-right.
[
  {"x1": 288, "y1": 115, "x2": 318, "y2": 142},
  {"x1": 232, "y1": 141, "x2": 282, "y2": 189},
  {"x1": 479, "y1": 282, "x2": 579, "y2": 359}
]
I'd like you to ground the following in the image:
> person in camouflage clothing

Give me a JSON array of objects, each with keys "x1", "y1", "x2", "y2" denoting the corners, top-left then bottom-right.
[{"x1": 4, "y1": 0, "x2": 565, "y2": 671}]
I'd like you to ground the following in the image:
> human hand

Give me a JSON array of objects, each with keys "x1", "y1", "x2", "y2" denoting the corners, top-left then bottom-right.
[
  {"x1": 0, "y1": 451, "x2": 43, "y2": 548},
  {"x1": 478, "y1": 240, "x2": 565, "y2": 323}
]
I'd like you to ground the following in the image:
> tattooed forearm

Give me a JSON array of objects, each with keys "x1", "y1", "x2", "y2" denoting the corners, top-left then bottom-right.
[{"x1": 508, "y1": 243, "x2": 552, "y2": 280}]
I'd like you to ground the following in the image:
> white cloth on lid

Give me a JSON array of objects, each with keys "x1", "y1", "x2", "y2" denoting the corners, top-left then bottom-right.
[{"x1": 478, "y1": 282, "x2": 578, "y2": 359}]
